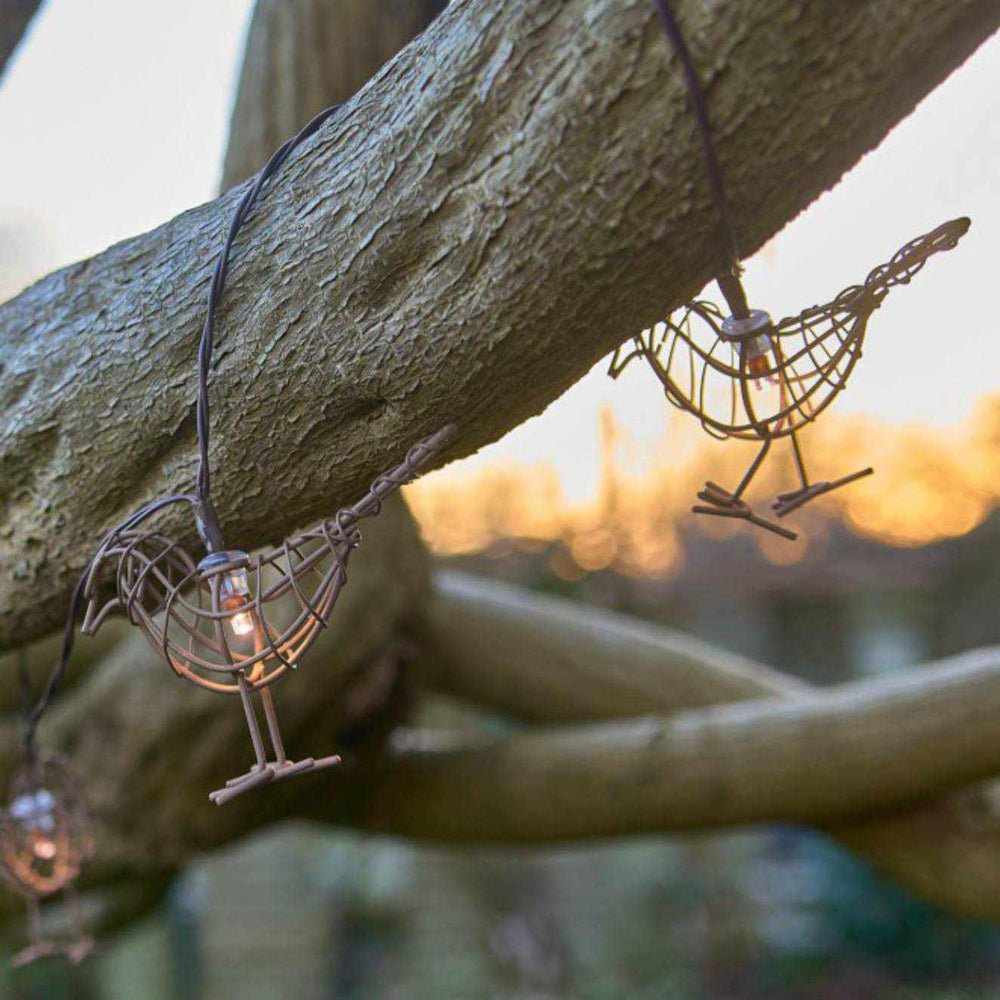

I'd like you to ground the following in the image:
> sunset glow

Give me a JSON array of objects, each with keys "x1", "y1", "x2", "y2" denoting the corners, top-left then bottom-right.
[{"x1": 406, "y1": 396, "x2": 1000, "y2": 577}]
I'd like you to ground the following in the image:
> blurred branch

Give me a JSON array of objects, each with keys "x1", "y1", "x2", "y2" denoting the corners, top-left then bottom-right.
[
  {"x1": 416, "y1": 570, "x2": 805, "y2": 718},
  {"x1": 380, "y1": 647, "x2": 1000, "y2": 834},
  {"x1": 0, "y1": 0, "x2": 40, "y2": 80},
  {"x1": 4, "y1": 0, "x2": 998, "y2": 648},
  {"x1": 400, "y1": 571, "x2": 1000, "y2": 920}
]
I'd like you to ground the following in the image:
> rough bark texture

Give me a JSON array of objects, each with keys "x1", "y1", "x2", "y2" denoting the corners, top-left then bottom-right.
[
  {"x1": 411, "y1": 572, "x2": 1000, "y2": 920},
  {"x1": 3, "y1": 0, "x2": 998, "y2": 648},
  {"x1": 0, "y1": 0, "x2": 40, "y2": 80},
  {"x1": 223, "y1": 0, "x2": 447, "y2": 187}
]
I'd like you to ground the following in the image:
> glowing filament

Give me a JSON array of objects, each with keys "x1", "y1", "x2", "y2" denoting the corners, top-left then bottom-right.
[
  {"x1": 746, "y1": 333, "x2": 774, "y2": 383},
  {"x1": 32, "y1": 834, "x2": 57, "y2": 861},
  {"x1": 219, "y1": 568, "x2": 256, "y2": 638}
]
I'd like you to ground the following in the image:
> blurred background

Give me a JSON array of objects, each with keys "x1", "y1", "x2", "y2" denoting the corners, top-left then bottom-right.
[{"x1": 2, "y1": 0, "x2": 999, "y2": 997}]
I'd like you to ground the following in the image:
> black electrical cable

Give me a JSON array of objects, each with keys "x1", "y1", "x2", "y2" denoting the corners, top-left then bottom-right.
[
  {"x1": 22, "y1": 101, "x2": 344, "y2": 753},
  {"x1": 651, "y1": 0, "x2": 744, "y2": 285},
  {"x1": 195, "y1": 102, "x2": 343, "y2": 527}
]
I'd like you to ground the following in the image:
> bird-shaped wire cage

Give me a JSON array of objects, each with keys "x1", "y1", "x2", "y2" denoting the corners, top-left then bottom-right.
[
  {"x1": 0, "y1": 754, "x2": 94, "y2": 966},
  {"x1": 79, "y1": 425, "x2": 454, "y2": 804},
  {"x1": 610, "y1": 217, "x2": 970, "y2": 538}
]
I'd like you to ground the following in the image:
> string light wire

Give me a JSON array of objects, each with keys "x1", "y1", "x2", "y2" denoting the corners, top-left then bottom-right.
[{"x1": 21, "y1": 103, "x2": 344, "y2": 752}]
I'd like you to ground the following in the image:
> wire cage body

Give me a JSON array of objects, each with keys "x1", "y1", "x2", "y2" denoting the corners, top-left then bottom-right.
[
  {"x1": 81, "y1": 526, "x2": 353, "y2": 697},
  {"x1": 610, "y1": 218, "x2": 969, "y2": 444},
  {"x1": 0, "y1": 754, "x2": 94, "y2": 966},
  {"x1": 608, "y1": 218, "x2": 969, "y2": 538}
]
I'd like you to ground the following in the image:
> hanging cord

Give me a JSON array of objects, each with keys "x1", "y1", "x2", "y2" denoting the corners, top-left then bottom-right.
[
  {"x1": 23, "y1": 102, "x2": 344, "y2": 753},
  {"x1": 651, "y1": 0, "x2": 750, "y2": 318},
  {"x1": 22, "y1": 493, "x2": 198, "y2": 754},
  {"x1": 195, "y1": 102, "x2": 343, "y2": 545}
]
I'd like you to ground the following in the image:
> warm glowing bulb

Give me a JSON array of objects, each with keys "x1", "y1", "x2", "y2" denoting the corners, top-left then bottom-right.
[
  {"x1": 746, "y1": 333, "x2": 774, "y2": 384},
  {"x1": 218, "y1": 568, "x2": 256, "y2": 638},
  {"x1": 229, "y1": 610, "x2": 255, "y2": 636},
  {"x1": 32, "y1": 835, "x2": 57, "y2": 861}
]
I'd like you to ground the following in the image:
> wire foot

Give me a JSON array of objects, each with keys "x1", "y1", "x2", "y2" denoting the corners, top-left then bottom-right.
[
  {"x1": 693, "y1": 482, "x2": 797, "y2": 541},
  {"x1": 771, "y1": 467, "x2": 874, "y2": 518},
  {"x1": 11, "y1": 936, "x2": 93, "y2": 968},
  {"x1": 209, "y1": 754, "x2": 341, "y2": 806}
]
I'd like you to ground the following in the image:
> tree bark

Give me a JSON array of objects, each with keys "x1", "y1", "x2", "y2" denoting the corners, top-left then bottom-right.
[
  {"x1": 0, "y1": 0, "x2": 40, "y2": 80},
  {"x1": 3, "y1": 0, "x2": 1000, "y2": 930},
  {"x1": 222, "y1": 0, "x2": 446, "y2": 187},
  {"x1": 10, "y1": 569, "x2": 1000, "y2": 924},
  {"x1": 3, "y1": 0, "x2": 997, "y2": 648}
]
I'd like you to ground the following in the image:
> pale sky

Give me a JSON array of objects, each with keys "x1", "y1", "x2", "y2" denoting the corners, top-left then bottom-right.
[{"x1": 1, "y1": 2, "x2": 997, "y2": 503}]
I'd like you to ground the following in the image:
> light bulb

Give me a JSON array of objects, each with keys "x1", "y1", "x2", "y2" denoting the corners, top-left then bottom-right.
[
  {"x1": 229, "y1": 609, "x2": 256, "y2": 637},
  {"x1": 745, "y1": 333, "x2": 775, "y2": 387},
  {"x1": 31, "y1": 834, "x2": 57, "y2": 861},
  {"x1": 219, "y1": 568, "x2": 256, "y2": 638}
]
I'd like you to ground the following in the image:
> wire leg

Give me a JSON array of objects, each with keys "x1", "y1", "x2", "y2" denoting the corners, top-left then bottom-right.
[
  {"x1": 237, "y1": 673, "x2": 268, "y2": 771},
  {"x1": 772, "y1": 465, "x2": 874, "y2": 518},
  {"x1": 788, "y1": 427, "x2": 810, "y2": 490},
  {"x1": 691, "y1": 433, "x2": 797, "y2": 541},
  {"x1": 65, "y1": 884, "x2": 94, "y2": 964},
  {"x1": 27, "y1": 896, "x2": 41, "y2": 950},
  {"x1": 11, "y1": 896, "x2": 51, "y2": 967},
  {"x1": 732, "y1": 435, "x2": 771, "y2": 502},
  {"x1": 260, "y1": 687, "x2": 287, "y2": 765}
]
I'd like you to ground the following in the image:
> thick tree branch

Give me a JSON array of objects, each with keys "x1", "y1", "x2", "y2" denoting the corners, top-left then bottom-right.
[
  {"x1": 387, "y1": 643, "x2": 1000, "y2": 839},
  {"x1": 222, "y1": 0, "x2": 446, "y2": 188},
  {"x1": 407, "y1": 571, "x2": 1000, "y2": 920},
  {"x1": 417, "y1": 570, "x2": 805, "y2": 719},
  {"x1": 0, "y1": 0, "x2": 40, "y2": 80},
  {"x1": 3, "y1": 0, "x2": 997, "y2": 648}
]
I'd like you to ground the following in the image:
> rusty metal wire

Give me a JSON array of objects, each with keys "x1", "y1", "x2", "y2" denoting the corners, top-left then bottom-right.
[
  {"x1": 80, "y1": 425, "x2": 455, "y2": 696},
  {"x1": 20, "y1": 82, "x2": 458, "y2": 806},
  {"x1": 609, "y1": 218, "x2": 969, "y2": 540},
  {"x1": 610, "y1": 218, "x2": 970, "y2": 444},
  {"x1": 625, "y1": 0, "x2": 973, "y2": 541}
]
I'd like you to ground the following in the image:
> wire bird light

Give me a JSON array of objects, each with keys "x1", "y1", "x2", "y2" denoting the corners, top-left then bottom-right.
[
  {"x1": 611, "y1": 0, "x2": 970, "y2": 541},
  {"x1": 0, "y1": 752, "x2": 94, "y2": 967},
  {"x1": 79, "y1": 427, "x2": 451, "y2": 805},
  {"x1": 18, "y1": 100, "x2": 456, "y2": 822}
]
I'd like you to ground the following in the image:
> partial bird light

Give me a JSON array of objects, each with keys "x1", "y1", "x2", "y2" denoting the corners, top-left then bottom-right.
[
  {"x1": 0, "y1": 754, "x2": 94, "y2": 967},
  {"x1": 613, "y1": 0, "x2": 972, "y2": 542}
]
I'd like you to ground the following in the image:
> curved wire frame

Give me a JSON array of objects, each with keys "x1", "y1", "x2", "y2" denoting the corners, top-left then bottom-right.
[
  {"x1": 79, "y1": 425, "x2": 455, "y2": 696},
  {"x1": 0, "y1": 754, "x2": 93, "y2": 900},
  {"x1": 609, "y1": 218, "x2": 970, "y2": 441}
]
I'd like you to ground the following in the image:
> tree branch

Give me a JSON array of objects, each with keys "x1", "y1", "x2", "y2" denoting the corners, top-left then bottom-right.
[
  {"x1": 416, "y1": 570, "x2": 805, "y2": 719},
  {"x1": 374, "y1": 647, "x2": 1000, "y2": 838},
  {"x1": 405, "y1": 571, "x2": 1000, "y2": 920},
  {"x1": 3, "y1": 0, "x2": 997, "y2": 648},
  {"x1": 0, "y1": 0, "x2": 41, "y2": 81},
  {"x1": 0, "y1": 0, "x2": 442, "y2": 927},
  {"x1": 222, "y1": 0, "x2": 446, "y2": 188}
]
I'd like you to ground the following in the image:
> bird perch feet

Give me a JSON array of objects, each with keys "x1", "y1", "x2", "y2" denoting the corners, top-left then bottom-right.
[
  {"x1": 771, "y1": 467, "x2": 874, "y2": 518},
  {"x1": 209, "y1": 754, "x2": 341, "y2": 806},
  {"x1": 12, "y1": 935, "x2": 94, "y2": 968},
  {"x1": 693, "y1": 482, "x2": 798, "y2": 541}
]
